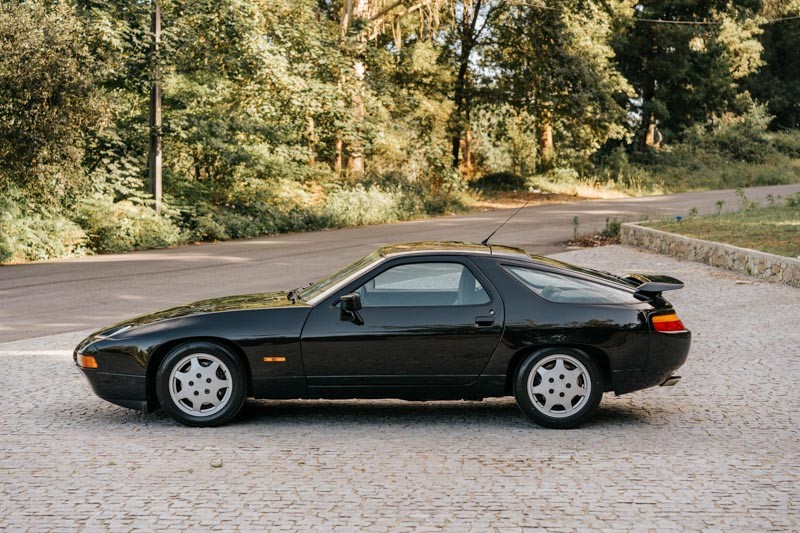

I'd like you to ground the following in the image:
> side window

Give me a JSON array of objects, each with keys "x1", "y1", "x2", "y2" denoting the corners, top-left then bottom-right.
[
  {"x1": 358, "y1": 262, "x2": 490, "y2": 307},
  {"x1": 506, "y1": 266, "x2": 640, "y2": 304}
]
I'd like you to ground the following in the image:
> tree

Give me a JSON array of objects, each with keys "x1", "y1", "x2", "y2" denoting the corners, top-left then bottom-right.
[
  {"x1": 614, "y1": 0, "x2": 763, "y2": 148},
  {"x1": 0, "y1": 3, "x2": 104, "y2": 201},
  {"x1": 490, "y1": 1, "x2": 634, "y2": 171},
  {"x1": 747, "y1": 0, "x2": 800, "y2": 129},
  {"x1": 334, "y1": 0, "x2": 447, "y2": 176}
]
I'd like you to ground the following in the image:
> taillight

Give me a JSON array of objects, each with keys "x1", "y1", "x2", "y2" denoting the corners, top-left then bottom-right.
[{"x1": 651, "y1": 312, "x2": 687, "y2": 333}]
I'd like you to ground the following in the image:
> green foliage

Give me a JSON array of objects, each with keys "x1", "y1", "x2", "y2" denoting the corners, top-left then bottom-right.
[
  {"x1": 491, "y1": 0, "x2": 633, "y2": 169},
  {"x1": 0, "y1": 3, "x2": 104, "y2": 202},
  {"x1": 683, "y1": 101, "x2": 774, "y2": 163},
  {"x1": 1, "y1": 0, "x2": 799, "y2": 264},
  {"x1": 615, "y1": 0, "x2": 763, "y2": 143},
  {"x1": 735, "y1": 187, "x2": 760, "y2": 211},
  {"x1": 601, "y1": 218, "x2": 622, "y2": 239},
  {"x1": 323, "y1": 185, "x2": 405, "y2": 227},
  {"x1": 0, "y1": 189, "x2": 86, "y2": 263},
  {"x1": 747, "y1": 13, "x2": 800, "y2": 129},
  {"x1": 74, "y1": 197, "x2": 185, "y2": 254},
  {"x1": 785, "y1": 192, "x2": 800, "y2": 208}
]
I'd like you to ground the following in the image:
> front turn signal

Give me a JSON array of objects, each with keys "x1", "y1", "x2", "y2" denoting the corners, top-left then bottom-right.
[
  {"x1": 78, "y1": 354, "x2": 98, "y2": 369},
  {"x1": 651, "y1": 312, "x2": 687, "y2": 333}
]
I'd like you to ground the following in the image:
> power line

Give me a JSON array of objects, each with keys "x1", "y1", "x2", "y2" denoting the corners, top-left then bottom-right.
[
  {"x1": 508, "y1": 1, "x2": 800, "y2": 25},
  {"x1": 634, "y1": 14, "x2": 800, "y2": 26}
]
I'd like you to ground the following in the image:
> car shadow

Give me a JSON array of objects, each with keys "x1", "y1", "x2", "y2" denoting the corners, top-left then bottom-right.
[
  {"x1": 44, "y1": 396, "x2": 657, "y2": 431},
  {"x1": 232, "y1": 397, "x2": 655, "y2": 429}
]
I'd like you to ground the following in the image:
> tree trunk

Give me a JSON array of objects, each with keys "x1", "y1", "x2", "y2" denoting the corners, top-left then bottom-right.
[
  {"x1": 334, "y1": 138, "x2": 343, "y2": 173},
  {"x1": 463, "y1": 97, "x2": 473, "y2": 177},
  {"x1": 539, "y1": 110, "x2": 554, "y2": 172},
  {"x1": 451, "y1": 59, "x2": 468, "y2": 168},
  {"x1": 642, "y1": 113, "x2": 657, "y2": 149},
  {"x1": 638, "y1": 73, "x2": 657, "y2": 151},
  {"x1": 347, "y1": 59, "x2": 366, "y2": 175},
  {"x1": 464, "y1": 128, "x2": 472, "y2": 176},
  {"x1": 339, "y1": 0, "x2": 369, "y2": 178},
  {"x1": 451, "y1": 0, "x2": 481, "y2": 170}
]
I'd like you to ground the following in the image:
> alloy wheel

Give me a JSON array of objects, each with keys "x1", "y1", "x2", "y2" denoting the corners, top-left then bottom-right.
[
  {"x1": 526, "y1": 353, "x2": 591, "y2": 419},
  {"x1": 168, "y1": 353, "x2": 233, "y2": 417}
]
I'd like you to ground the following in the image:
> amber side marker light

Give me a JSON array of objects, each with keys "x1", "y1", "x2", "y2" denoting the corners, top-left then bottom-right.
[
  {"x1": 78, "y1": 354, "x2": 98, "y2": 369},
  {"x1": 652, "y1": 312, "x2": 687, "y2": 333},
  {"x1": 263, "y1": 356, "x2": 286, "y2": 363}
]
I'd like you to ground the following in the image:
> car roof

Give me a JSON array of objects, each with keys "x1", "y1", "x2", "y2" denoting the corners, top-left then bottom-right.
[{"x1": 378, "y1": 241, "x2": 530, "y2": 260}]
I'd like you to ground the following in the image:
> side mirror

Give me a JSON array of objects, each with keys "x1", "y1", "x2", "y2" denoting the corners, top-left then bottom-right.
[
  {"x1": 340, "y1": 293, "x2": 363, "y2": 312},
  {"x1": 339, "y1": 293, "x2": 364, "y2": 325}
]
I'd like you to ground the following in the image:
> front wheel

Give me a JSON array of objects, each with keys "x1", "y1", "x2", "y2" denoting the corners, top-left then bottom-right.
[
  {"x1": 156, "y1": 341, "x2": 247, "y2": 427},
  {"x1": 513, "y1": 349, "x2": 602, "y2": 429}
]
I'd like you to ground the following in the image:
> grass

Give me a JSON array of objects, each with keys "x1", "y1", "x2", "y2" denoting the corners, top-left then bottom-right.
[{"x1": 647, "y1": 201, "x2": 800, "y2": 258}]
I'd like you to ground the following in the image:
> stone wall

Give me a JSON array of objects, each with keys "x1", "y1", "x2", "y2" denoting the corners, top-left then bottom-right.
[{"x1": 620, "y1": 222, "x2": 800, "y2": 287}]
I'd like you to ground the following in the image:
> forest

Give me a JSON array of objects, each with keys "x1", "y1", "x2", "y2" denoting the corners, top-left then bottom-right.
[{"x1": 1, "y1": 0, "x2": 799, "y2": 262}]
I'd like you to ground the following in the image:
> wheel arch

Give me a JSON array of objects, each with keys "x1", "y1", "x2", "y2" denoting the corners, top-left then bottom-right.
[
  {"x1": 504, "y1": 344, "x2": 614, "y2": 395},
  {"x1": 145, "y1": 337, "x2": 253, "y2": 411}
]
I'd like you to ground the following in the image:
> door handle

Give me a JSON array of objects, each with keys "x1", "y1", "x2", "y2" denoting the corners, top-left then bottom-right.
[{"x1": 475, "y1": 316, "x2": 494, "y2": 327}]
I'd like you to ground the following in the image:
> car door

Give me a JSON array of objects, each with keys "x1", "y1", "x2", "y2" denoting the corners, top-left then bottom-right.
[{"x1": 300, "y1": 256, "x2": 504, "y2": 386}]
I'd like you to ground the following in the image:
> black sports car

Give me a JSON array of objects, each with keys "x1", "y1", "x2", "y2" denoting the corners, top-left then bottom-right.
[{"x1": 75, "y1": 241, "x2": 691, "y2": 429}]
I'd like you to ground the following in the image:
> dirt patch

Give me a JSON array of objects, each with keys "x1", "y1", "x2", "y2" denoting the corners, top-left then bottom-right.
[
  {"x1": 469, "y1": 191, "x2": 587, "y2": 211},
  {"x1": 566, "y1": 234, "x2": 621, "y2": 248}
]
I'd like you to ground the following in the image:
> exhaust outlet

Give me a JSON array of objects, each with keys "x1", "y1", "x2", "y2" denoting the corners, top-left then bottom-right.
[{"x1": 661, "y1": 375, "x2": 681, "y2": 387}]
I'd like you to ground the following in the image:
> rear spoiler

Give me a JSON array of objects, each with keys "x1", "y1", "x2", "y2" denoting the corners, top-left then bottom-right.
[{"x1": 625, "y1": 273, "x2": 684, "y2": 296}]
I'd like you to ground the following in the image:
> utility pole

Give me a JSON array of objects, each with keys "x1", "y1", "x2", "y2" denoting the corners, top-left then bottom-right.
[{"x1": 148, "y1": 0, "x2": 162, "y2": 214}]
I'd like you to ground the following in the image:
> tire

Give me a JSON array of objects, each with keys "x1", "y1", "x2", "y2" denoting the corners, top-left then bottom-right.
[
  {"x1": 513, "y1": 348, "x2": 602, "y2": 429},
  {"x1": 156, "y1": 341, "x2": 247, "y2": 427}
]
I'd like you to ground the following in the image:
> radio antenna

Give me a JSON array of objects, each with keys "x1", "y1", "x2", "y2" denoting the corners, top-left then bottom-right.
[{"x1": 481, "y1": 201, "x2": 530, "y2": 246}]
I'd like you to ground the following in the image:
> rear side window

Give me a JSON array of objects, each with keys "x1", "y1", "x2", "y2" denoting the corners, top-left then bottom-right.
[{"x1": 506, "y1": 266, "x2": 640, "y2": 304}]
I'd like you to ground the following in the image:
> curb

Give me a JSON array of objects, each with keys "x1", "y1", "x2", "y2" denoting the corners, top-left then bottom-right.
[{"x1": 620, "y1": 221, "x2": 800, "y2": 288}]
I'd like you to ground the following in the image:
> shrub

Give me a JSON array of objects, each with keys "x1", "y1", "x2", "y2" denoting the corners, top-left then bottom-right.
[
  {"x1": 74, "y1": 197, "x2": 185, "y2": 254},
  {"x1": 770, "y1": 132, "x2": 800, "y2": 158},
  {"x1": 323, "y1": 185, "x2": 404, "y2": 227},
  {"x1": 0, "y1": 190, "x2": 86, "y2": 263},
  {"x1": 601, "y1": 217, "x2": 621, "y2": 239},
  {"x1": 470, "y1": 171, "x2": 526, "y2": 192},
  {"x1": 683, "y1": 104, "x2": 775, "y2": 163}
]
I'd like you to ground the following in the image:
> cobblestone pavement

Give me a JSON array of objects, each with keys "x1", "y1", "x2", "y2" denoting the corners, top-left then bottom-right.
[{"x1": 1, "y1": 245, "x2": 798, "y2": 531}]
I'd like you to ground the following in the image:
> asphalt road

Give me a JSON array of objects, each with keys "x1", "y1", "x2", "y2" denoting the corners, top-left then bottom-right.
[{"x1": 2, "y1": 183, "x2": 799, "y2": 342}]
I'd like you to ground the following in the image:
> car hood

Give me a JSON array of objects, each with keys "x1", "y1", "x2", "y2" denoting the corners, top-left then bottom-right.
[{"x1": 94, "y1": 292, "x2": 308, "y2": 337}]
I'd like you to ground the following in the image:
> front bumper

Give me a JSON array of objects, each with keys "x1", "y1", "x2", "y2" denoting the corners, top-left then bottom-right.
[
  {"x1": 613, "y1": 330, "x2": 692, "y2": 395},
  {"x1": 78, "y1": 367, "x2": 149, "y2": 412}
]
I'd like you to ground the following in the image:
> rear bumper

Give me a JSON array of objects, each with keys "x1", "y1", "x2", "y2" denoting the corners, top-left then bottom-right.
[
  {"x1": 613, "y1": 330, "x2": 691, "y2": 395},
  {"x1": 78, "y1": 367, "x2": 149, "y2": 412}
]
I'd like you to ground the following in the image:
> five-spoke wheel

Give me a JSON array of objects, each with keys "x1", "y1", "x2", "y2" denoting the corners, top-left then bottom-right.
[
  {"x1": 156, "y1": 342, "x2": 246, "y2": 427},
  {"x1": 514, "y1": 349, "x2": 602, "y2": 429}
]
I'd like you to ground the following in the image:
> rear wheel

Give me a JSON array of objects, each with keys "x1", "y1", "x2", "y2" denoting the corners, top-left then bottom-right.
[
  {"x1": 513, "y1": 348, "x2": 602, "y2": 429},
  {"x1": 156, "y1": 341, "x2": 246, "y2": 427}
]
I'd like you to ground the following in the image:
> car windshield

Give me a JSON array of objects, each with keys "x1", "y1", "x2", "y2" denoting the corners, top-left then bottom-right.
[{"x1": 299, "y1": 250, "x2": 383, "y2": 302}]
